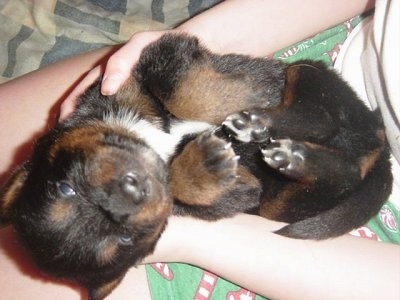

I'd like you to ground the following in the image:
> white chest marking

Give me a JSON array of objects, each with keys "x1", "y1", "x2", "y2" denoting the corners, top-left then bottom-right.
[{"x1": 104, "y1": 109, "x2": 213, "y2": 162}]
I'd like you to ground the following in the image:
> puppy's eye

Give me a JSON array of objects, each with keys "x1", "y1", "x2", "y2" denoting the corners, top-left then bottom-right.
[
  {"x1": 57, "y1": 182, "x2": 76, "y2": 197},
  {"x1": 119, "y1": 235, "x2": 133, "y2": 246}
]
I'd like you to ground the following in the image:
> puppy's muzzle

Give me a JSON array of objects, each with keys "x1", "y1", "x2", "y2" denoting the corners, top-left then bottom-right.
[
  {"x1": 120, "y1": 172, "x2": 150, "y2": 204},
  {"x1": 98, "y1": 171, "x2": 156, "y2": 224}
]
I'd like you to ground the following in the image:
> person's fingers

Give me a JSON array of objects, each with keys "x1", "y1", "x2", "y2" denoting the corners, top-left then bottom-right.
[
  {"x1": 101, "y1": 31, "x2": 167, "y2": 95},
  {"x1": 100, "y1": 50, "x2": 134, "y2": 96},
  {"x1": 59, "y1": 65, "x2": 102, "y2": 121},
  {"x1": 60, "y1": 30, "x2": 169, "y2": 121}
]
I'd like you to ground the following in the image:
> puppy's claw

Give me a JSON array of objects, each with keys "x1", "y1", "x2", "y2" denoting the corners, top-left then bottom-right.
[
  {"x1": 224, "y1": 142, "x2": 232, "y2": 150},
  {"x1": 211, "y1": 126, "x2": 222, "y2": 134},
  {"x1": 232, "y1": 155, "x2": 241, "y2": 162}
]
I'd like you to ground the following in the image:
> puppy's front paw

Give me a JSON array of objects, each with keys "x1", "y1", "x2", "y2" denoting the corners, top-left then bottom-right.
[
  {"x1": 223, "y1": 110, "x2": 270, "y2": 143},
  {"x1": 197, "y1": 131, "x2": 239, "y2": 185},
  {"x1": 261, "y1": 138, "x2": 306, "y2": 179}
]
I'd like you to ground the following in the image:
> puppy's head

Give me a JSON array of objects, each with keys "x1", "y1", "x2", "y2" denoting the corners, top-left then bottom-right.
[{"x1": 0, "y1": 123, "x2": 172, "y2": 299}]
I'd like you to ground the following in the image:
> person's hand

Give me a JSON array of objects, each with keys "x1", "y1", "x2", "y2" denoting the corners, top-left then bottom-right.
[
  {"x1": 59, "y1": 30, "x2": 169, "y2": 121},
  {"x1": 100, "y1": 30, "x2": 168, "y2": 95}
]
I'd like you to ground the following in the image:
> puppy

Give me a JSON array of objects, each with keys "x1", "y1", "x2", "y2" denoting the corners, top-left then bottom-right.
[{"x1": 0, "y1": 34, "x2": 392, "y2": 299}]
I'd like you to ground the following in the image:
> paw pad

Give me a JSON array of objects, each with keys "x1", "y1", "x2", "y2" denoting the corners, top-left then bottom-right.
[
  {"x1": 261, "y1": 139, "x2": 306, "y2": 173},
  {"x1": 223, "y1": 110, "x2": 269, "y2": 143},
  {"x1": 197, "y1": 132, "x2": 239, "y2": 184}
]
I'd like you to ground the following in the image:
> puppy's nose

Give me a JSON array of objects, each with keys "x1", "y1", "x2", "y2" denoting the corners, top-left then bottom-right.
[{"x1": 120, "y1": 173, "x2": 149, "y2": 204}]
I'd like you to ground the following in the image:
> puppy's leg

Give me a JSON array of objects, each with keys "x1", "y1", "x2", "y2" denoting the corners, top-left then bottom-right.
[
  {"x1": 262, "y1": 138, "x2": 362, "y2": 187},
  {"x1": 224, "y1": 103, "x2": 388, "y2": 188},
  {"x1": 223, "y1": 104, "x2": 336, "y2": 143},
  {"x1": 170, "y1": 132, "x2": 261, "y2": 219},
  {"x1": 170, "y1": 132, "x2": 238, "y2": 206},
  {"x1": 257, "y1": 138, "x2": 367, "y2": 223},
  {"x1": 165, "y1": 57, "x2": 286, "y2": 125},
  {"x1": 137, "y1": 34, "x2": 286, "y2": 124},
  {"x1": 259, "y1": 138, "x2": 392, "y2": 239},
  {"x1": 135, "y1": 34, "x2": 209, "y2": 102}
]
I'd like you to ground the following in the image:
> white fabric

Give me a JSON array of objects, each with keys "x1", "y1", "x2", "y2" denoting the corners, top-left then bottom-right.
[{"x1": 334, "y1": 0, "x2": 399, "y2": 207}]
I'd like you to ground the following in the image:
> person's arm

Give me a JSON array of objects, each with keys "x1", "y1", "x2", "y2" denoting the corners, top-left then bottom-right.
[
  {"x1": 0, "y1": 46, "x2": 119, "y2": 182},
  {"x1": 142, "y1": 214, "x2": 400, "y2": 300},
  {"x1": 100, "y1": 0, "x2": 375, "y2": 94},
  {"x1": 61, "y1": 0, "x2": 374, "y2": 114},
  {"x1": 0, "y1": 225, "x2": 151, "y2": 300},
  {"x1": 177, "y1": 0, "x2": 375, "y2": 57}
]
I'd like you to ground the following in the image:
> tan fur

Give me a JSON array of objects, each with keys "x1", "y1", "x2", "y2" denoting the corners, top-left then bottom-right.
[
  {"x1": 170, "y1": 156, "x2": 227, "y2": 206},
  {"x1": 91, "y1": 275, "x2": 125, "y2": 300},
  {"x1": 166, "y1": 64, "x2": 256, "y2": 124},
  {"x1": 0, "y1": 168, "x2": 27, "y2": 219},
  {"x1": 359, "y1": 147, "x2": 384, "y2": 179},
  {"x1": 129, "y1": 183, "x2": 171, "y2": 225},
  {"x1": 359, "y1": 129, "x2": 386, "y2": 179},
  {"x1": 48, "y1": 126, "x2": 103, "y2": 162},
  {"x1": 259, "y1": 184, "x2": 300, "y2": 220},
  {"x1": 236, "y1": 165, "x2": 261, "y2": 190},
  {"x1": 281, "y1": 66, "x2": 299, "y2": 108},
  {"x1": 129, "y1": 216, "x2": 167, "y2": 253},
  {"x1": 96, "y1": 239, "x2": 118, "y2": 266},
  {"x1": 48, "y1": 200, "x2": 74, "y2": 224},
  {"x1": 169, "y1": 135, "x2": 237, "y2": 206},
  {"x1": 85, "y1": 148, "x2": 120, "y2": 187},
  {"x1": 116, "y1": 78, "x2": 162, "y2": 125}
]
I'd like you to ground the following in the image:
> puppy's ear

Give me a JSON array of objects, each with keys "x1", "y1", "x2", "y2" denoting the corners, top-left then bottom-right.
[
  {"x1": 0, "y1": 166, "x2": 28, "y2": 225},
  {"x1": 88, "y1": 274, "x2": 126, "y2": 300}
]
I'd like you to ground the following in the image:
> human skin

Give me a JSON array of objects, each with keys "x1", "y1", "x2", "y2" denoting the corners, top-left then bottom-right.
[
  {"x1": 145, "y1": 214, "x2": 400, "y2": 300},
  {"x1": 62, "y1": 0, "x2": 376, "y2": 116},
  {"x1": 0, "y1": 46, "x2": 117, "y2": 185},
  {"x1": 1, "y1": 214, "x2": 399, "y2": 300},
  {"x1": 2, "y1": 0, "x2": 397, "y2": 300}
]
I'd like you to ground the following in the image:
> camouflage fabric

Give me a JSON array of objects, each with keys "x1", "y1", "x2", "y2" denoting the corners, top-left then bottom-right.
[{"x1": 0, "y1": 0, "x2": 220, "y2": 82}]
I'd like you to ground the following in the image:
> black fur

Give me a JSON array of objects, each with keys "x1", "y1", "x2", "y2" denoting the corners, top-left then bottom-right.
[{"x1": 0, "y1": 34, "x2": 392, "y2": 299}]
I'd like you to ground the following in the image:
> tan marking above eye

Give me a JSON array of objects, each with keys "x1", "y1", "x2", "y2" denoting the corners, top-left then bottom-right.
[
  {"x1": 48, "y1": 124, "x2": 127, "y2": 163},
  {"x1": 47, "y1": 200, "x2": 75, "y2": 224},
  {"x1": 49, "y1": 127, "x2": 98, "y2": 161},
  {"x1": 96, "y1": 238, "x2": 119, "y2": 266},
  {"x1": 85, "y1": 149, "x2": 119, "y2": 187}
]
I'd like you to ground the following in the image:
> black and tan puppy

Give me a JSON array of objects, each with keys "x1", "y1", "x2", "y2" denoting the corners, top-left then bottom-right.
[{"x1": 0, "y1": 34, "x2": 392, "y2": 299}]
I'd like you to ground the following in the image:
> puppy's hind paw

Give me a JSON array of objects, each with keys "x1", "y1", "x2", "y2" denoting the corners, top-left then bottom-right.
[
  {"x1": 261, "y1": 139, "x2": 306, "y2": 179},
  {"x1": 223, "y1": 110, "x2": 270, "y2": 143}
]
